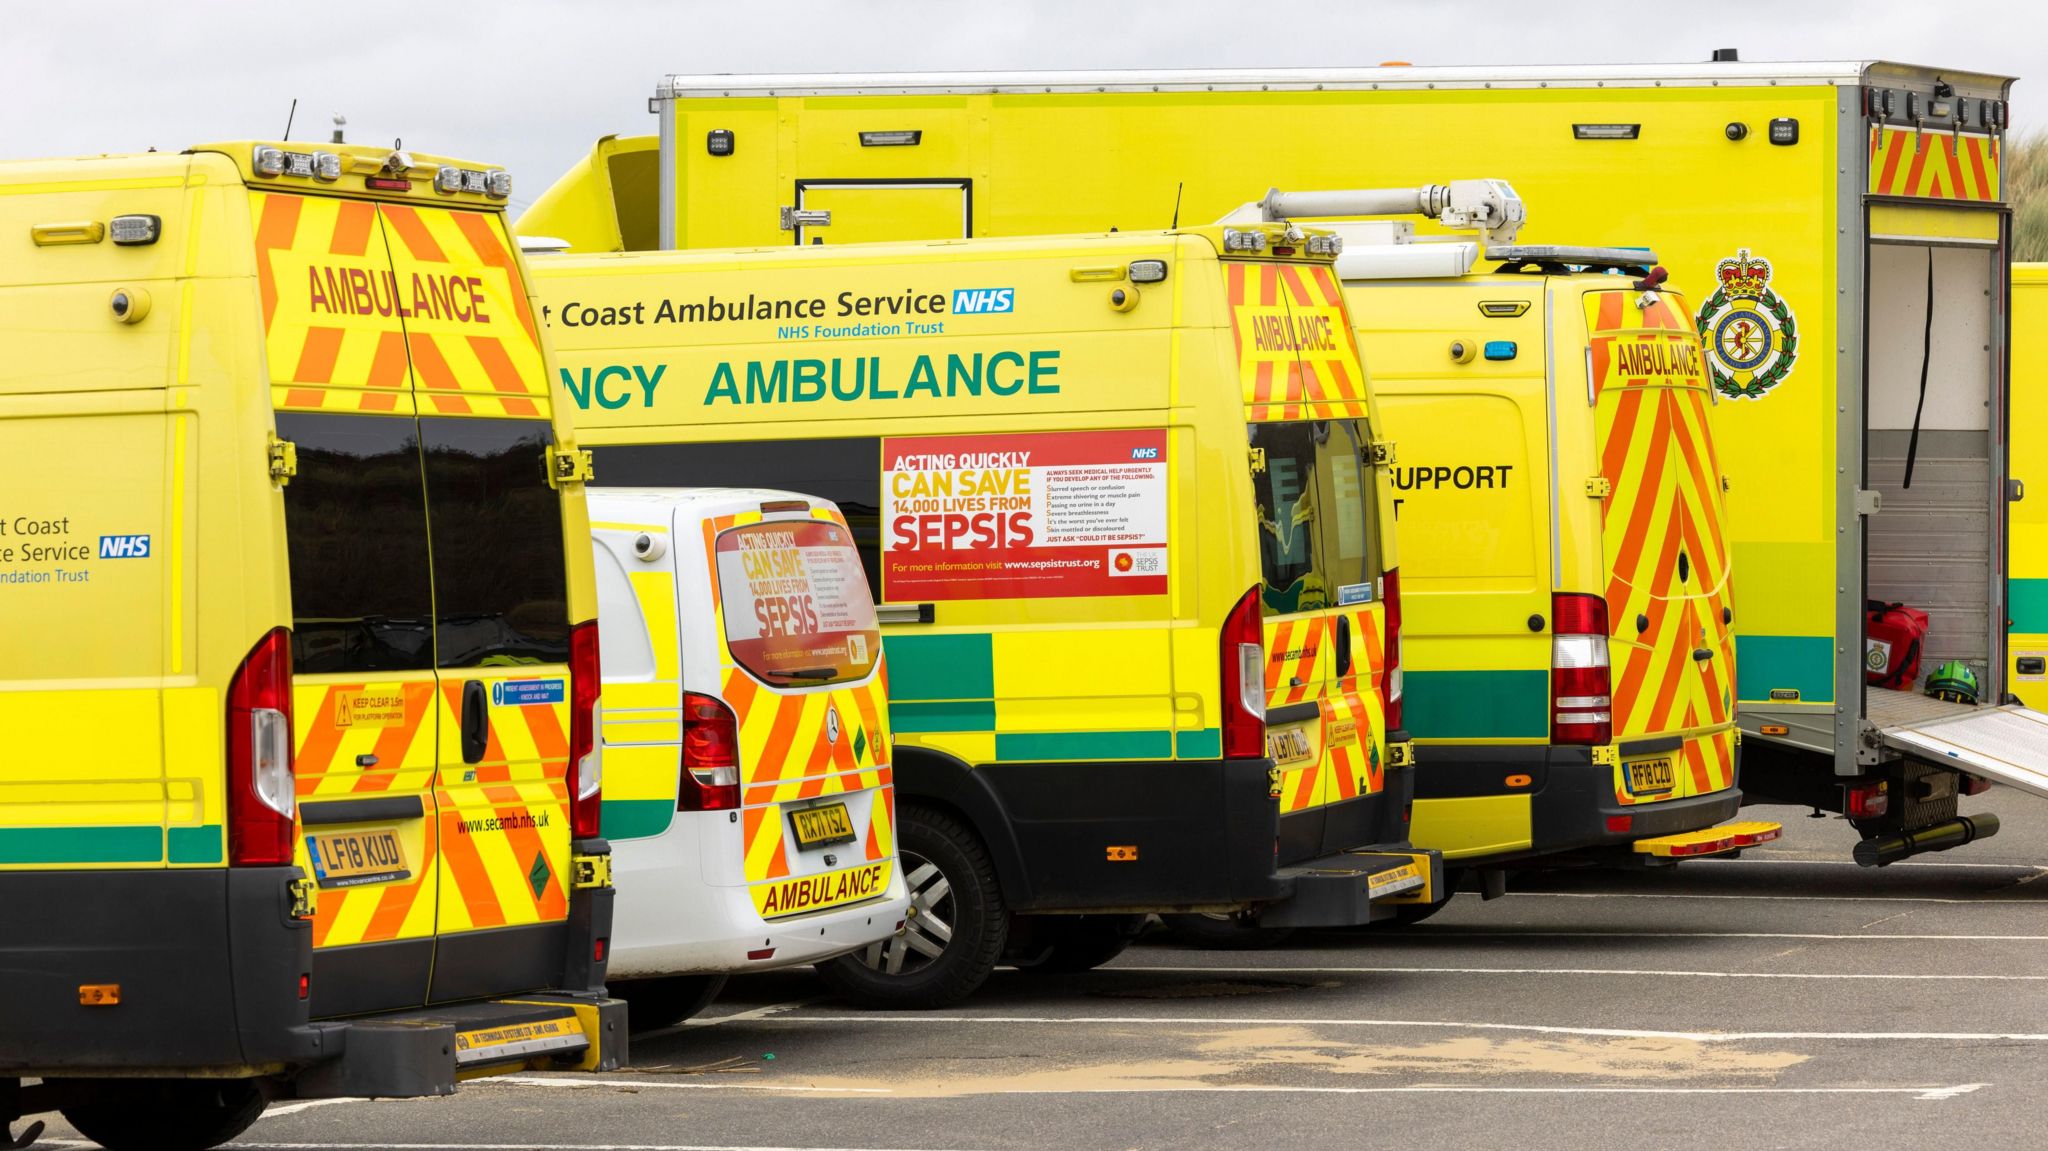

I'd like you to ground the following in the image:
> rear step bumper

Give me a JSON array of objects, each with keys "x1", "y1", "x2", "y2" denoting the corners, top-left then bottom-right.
[
  {"x1": 1256, "y1": 848, "x2": 1444, "y2": 929},
  {"x1": 295, "y1": 993, "x2": 627, "y2": 1099},
  {"x1": 1632, "y1": 820, "x2": 1783, "y2": 861}
]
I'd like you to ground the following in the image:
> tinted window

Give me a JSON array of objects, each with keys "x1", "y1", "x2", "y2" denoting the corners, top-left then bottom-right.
[
  {"x1": 593, "y1": 439, "x2": 883, "y2": 599},
  {"x1": 277, "y1": 412, "x2": 434, "y2": 674},
  {"x1": 1248, "y1": 419, "x2": 1381, "y2": 615},
  {"x1": 715, "y1": 519, "x2": 882, "y2": 687},
  {"x1": 419, "y1": 417, "x2": 570, "y2": 667}
]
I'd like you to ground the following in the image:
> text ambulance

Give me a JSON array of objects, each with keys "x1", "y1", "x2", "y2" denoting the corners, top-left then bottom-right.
[
  {"x1": 1, "y1": 141, "x2": 619, "y2": 1151},
  {"x1": 526, "y1": 58, "x2": 2045, "y2": 863},
  {"x1": 533, "y1": 225, "x2": 1440, "y2": 1006}
]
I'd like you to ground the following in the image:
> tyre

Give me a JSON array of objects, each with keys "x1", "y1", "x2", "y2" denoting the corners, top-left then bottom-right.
[
  {"x1": 612, "y1": 973, "x2": 730, "y2": 1030},
  {"x1": 1009, "y1": 914, "x2": 1145, "y2": 974},
  {"x1": 58, "y1": 1078, "x2": 265, "y2": 1151},
  {"x1": 816, "y1": 805, "x2": 1006, "y2": 1008},
  {"x1": 1159, "y1": 912, "x2": 1295, "y2": 949}
]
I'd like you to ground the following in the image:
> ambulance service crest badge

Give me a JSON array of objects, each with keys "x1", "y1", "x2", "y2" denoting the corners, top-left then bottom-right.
[{"x1": 1695, "y1": 248, "x2": 1798, "y2": 400}]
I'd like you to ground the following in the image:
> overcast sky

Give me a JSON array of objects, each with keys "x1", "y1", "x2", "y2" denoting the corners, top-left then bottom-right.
[{"x1": 3, "y1": 0, "x2": 2040, "y2": 215}]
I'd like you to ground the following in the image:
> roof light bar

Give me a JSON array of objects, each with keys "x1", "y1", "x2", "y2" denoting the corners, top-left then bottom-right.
[{"x1": 1222, "y1": 228, "x2": 1267, "y2": 253}]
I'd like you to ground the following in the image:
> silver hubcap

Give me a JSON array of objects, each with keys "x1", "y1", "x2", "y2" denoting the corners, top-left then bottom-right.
[{"x1": 856, "y1": 848, "x2": 953, "y2": 976}]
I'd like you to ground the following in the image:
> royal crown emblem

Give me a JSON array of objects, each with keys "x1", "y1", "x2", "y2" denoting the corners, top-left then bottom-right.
[{"x1": 1695, "y1": 248, "x2": 1799, "y2": 401}]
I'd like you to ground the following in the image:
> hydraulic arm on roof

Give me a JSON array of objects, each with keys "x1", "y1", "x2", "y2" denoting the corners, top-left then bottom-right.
[{"x1": 1220, "y1": 180, "x2": 1529, "y2": 246}]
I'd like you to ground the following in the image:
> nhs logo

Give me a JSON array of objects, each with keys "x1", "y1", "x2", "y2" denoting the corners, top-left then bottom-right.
[
  {"x1": 1130, "y1": 447, "x2": 1160, "y2": 460},
  {"x1": 98, "y1": 534, "x2": 151, "y2": 559},
  {"x1": 951, "y1": 288, "x2": 1014, "y2": 315}
]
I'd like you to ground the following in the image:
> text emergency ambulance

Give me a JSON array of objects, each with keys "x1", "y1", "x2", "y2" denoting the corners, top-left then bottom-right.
[
  {"x1": 532, "y1": 225, "x2": 1442, "y2": 1006},
  {"x1": 590, "y1": 487, "x2": 910, "y2": 1026},
  {"x1": 0, "y1": 141, "x2": 621, "y2": 1151},
  {"x1": 525, "y1": 57, "x2": 2048, "y2": 864},
  {"x1": 1219, "y1": 186, "x2": 1778, "y2": 903}
]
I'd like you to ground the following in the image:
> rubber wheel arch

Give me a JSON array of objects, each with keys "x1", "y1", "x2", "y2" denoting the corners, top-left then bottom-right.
[{"x1": 815, "y1": 804, "x2": 1006, "y2": 1008}]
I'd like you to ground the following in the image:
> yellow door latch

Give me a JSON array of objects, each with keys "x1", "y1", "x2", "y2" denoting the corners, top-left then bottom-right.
[
  {"x1": 548, "y1": 446, "x2": 595, "y2": 489},
  {"x1": 269, "y1": 435, "x2": 298, "y2": 486},
  {"x1": 1586, "y1": 475, "x2": 1612, "y2": 499},
  {"x1": 571, "y1": 852, "x2": 613, "y2": 890},
  {"x1": 289, "y1": 875, "x2": 318, "y2": 920},
  {"x1": 1370, "y1": 440, "x2": 1397, "y2": 467}
]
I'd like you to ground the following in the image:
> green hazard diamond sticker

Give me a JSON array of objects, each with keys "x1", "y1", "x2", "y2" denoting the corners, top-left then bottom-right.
[
  {"x1": 528, "y1": 851, "x2": 551, "y2": 899},
  {"x1": 854, "y1": 726, "x2": 868, "y2": 763}
]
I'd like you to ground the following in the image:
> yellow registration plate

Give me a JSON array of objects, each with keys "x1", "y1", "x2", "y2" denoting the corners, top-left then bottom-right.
[
  {"x1": 1267, "y1": 727, "x2": 1314, "y2": 766},
  {"x1": 1625, "y1": 756, "x2": 1677, "y2": 797},
  {"x1": 307, "y1": 828, "x2": 409, "y2": 889},
  {"x1": 788, "y1": 802, "x2": 857, "y2": 849}
]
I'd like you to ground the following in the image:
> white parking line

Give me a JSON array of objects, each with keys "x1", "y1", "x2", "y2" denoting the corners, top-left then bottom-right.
[
  {"x1": 1702, "y1": 856, "x2": 2048, "y2": 872},
  {"x1": 497, "y1": 1074, "x2": 889, "y2": 1095},
  {"x1": 1109, "y1": 964, "x2": 2048, "y2": 981},
  {"x1": 762, "y1": 1015, "x2": 2048, "y2": 1043},
  {"x1": 167, "y1": 1144, "x2": 987, "y2": 1151},
  {"x1": 259, "y1": 1097, "x2": 366, "y2": 1118},
  {"x1": 1495, "y1": 890, "x2": 2041, "y2": 905},
  {"x1": 633, "y1": 997, "x2": 820, "y2": 1041}
]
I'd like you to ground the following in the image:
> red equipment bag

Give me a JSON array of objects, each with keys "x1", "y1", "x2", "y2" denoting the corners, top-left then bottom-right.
[{"x1": 1865, "y1": 600, "x2": 1930, "y2": 689}]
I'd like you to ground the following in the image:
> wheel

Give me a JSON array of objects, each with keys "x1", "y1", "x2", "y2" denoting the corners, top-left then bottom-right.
[
  {"x1": 1009, "y1": 914, "x2": 1145, "y2": 974},
  {"x1": 612, "y1": 974, "x2": 730, "y2": 1030},
  {"x1": 58, "y1": 1078, "x2": 265, "y2": 1151},
  {"x1": 815, "y1": 805, "x2": 1006, "y2": 1008},
  {"x1": 1159, "y1": 912, "x2": 1295, "y2": 949}
]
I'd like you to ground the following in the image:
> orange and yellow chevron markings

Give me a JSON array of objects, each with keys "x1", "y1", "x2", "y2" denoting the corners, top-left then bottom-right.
[
  {"x1": 250, "y1": 192, "x2": 550, "y2": 417},
  {"x1": 1869, "y1": 126, "x2": 2000, "y2": 201},
  {"x1": 1228, "y1": 262, "x2": 1370, "y2": 421}
]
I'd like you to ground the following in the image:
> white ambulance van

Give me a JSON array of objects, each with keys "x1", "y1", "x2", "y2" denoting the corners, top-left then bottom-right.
[{"x1": 590, "y1": 488, "x2": 909, "y2": 1025}]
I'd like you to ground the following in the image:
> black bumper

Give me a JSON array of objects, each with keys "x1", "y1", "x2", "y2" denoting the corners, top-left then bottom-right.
[
  {"x1": 0, "y1": 855, "x2": 617, "y2": 1088},
  {"x1": 1420, "y1": 743, "x2": 1742, "y2": 865}
]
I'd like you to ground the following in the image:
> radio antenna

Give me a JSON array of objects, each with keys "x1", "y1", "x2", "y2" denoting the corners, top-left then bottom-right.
[
  {"x1": 282, "y1": 98, "x2": 298, "y2": 142},
  {"x1": 1170, "y1": 181, "x2": 1185, "y2": 230}
]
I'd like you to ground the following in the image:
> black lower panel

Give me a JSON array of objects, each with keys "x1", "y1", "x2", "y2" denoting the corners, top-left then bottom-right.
[
  {"x1": 974, "y1": 757, "x2": 1284, "y2": 911},
  {"x1": 310, "y1": 937, "x2": 432, "y2": 1019},
  {"x1": 429, "y1": 922, "x2": 567, "y2": 1004}
]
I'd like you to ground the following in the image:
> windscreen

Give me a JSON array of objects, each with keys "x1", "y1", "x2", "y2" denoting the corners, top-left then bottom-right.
[{"x1": 715, "y1": 519, "x2": 882, "y2": 688}]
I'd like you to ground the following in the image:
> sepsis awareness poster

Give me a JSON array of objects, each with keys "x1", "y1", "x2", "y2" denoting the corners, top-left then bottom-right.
[
  {"x1": 715, "y1": 520, "x2": 880, "y2": 680},
  {"x1": 881, "y1": 430, "x2": 1168, "y2": 601}
]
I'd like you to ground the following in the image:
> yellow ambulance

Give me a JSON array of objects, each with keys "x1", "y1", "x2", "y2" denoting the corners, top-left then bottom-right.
[
  {"x1": 2009, "y1": 265, "x2": 2048, "y2": 712},
  {"x1": 529, "y1": 57, "x2": 2048, "y2": 864},
  {"x1": 0, "y1": 140, "x2": 621, "y2": 1150},
  {"x1": 1218, "y1": 187, "x2": 1772, "y2": 901},
  {"x1": 591, "y1": 487, "x2": 910, "y2": 1026},
  {"x1": 533, "y1": 224, "x2": 1439, "y2": 1006}
]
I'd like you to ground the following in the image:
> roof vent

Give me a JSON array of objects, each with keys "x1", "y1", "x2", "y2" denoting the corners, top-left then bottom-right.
[{"x1": 1711, "y1": 48, "x2": 1739, "y2": 62}]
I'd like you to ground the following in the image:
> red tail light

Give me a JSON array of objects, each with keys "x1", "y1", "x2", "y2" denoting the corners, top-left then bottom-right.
[
  {"x1": 227, "y1": 627, "x2": 295, "y2": 866},
  {"x1": 1381, "y1": 567, "x2": 1404, "y2": 731},
  {"x1": 1846, "y1": 779, "x2": 1890, "y2": 820},
  {"x1": 1222, "y1": 585, "x2": 1266, "y2": 759},
  {"x1": 568, "y1": 620, "x2": 603, "y2": 839},
  {"x1": 680, "y1": 691, "x2": 742, "y2": 811},
  {"x1": 1550, "y1": 592, "x2": 1612, "y2": 747}
]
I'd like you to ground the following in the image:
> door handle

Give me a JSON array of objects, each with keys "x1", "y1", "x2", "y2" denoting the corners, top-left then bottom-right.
[
  {"x1": 876, "y1": 602, "x2": 935, "y2": 626},
  {"x1": 461, "y1": 679, "x2": 489, "y2": 765},
  {"x1": 1334, "y1": 615, "x2": 1353, "y2": 678}
]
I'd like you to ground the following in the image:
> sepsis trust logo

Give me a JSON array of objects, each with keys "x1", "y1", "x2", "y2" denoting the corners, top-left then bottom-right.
[{"x1": 304, "y1": 265, "x2": 495, "y2": 325}]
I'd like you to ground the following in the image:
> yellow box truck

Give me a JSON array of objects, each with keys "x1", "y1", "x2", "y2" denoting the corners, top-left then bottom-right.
[
  {"x1": 2008, "y1": 265, "x2": 2048, "y2": 713},
  {"x1": 524, "y1": 56, "x2": 2046, "y2": 863},
  {"x1": 532, "y1": 223, "x2": 1440, "y2": 1004},
  {"x1": 1, "y1": 140, "x2": 622, "y2": 1150}
]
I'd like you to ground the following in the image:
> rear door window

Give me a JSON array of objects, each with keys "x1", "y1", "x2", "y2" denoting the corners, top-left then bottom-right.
[
  {"x1": 276, "y1": 412, "x2": 435, "y2": 673},
  {"x1": 715, "y1": 519, "x2": 882, "y2": 687},
  {"x1": 1248, "y1": 419, "x2": 1380, "y2": 614},
  {"x1": 592, "y1": 439, "x2": 882, "y2": 599},
  {"x1": 418, "y1": 416, "x2": 570, "y2": 667}
]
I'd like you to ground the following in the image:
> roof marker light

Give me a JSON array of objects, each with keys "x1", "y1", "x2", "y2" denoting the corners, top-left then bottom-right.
[
  {"x1": 312, "y1": 151, "x2": 342, "y2": 181},
  {"x1": 1128, "y1": 259, "x2": 1168, "y2": 283},
  {"x1": 434, "y1": 166, "x2": 466, "y2": 194},
  {"x1": 1306, "y1": 233, "x2": 1343, "y2": 257},
  {"x1": 1572, "y1": 123, "x2": 1641, "y2": 140},
  {"x1": 486, "y1": 170, "x2": 512, "y2": 198},
  {"x1": 1222, "y1": 228, "x2": 1266, "y2": 253},
  {"x1": 109, "y1": 214, "x2": 161, "y2": 246},
  {"x1": 252, "y1": 145, "x2": 286, "y2": 176}
]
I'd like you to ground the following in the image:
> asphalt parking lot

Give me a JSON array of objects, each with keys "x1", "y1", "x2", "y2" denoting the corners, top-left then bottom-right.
[{"x1": 31, "y1": 790, "x2": 2048, "y2": 1151}]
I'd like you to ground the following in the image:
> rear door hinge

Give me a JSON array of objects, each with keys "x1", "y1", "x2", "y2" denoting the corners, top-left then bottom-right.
[
  {"x1": 288, "y1": 875, "x2": 318, "y2": 920},
  {"x1": 1369, "y1": 440, "x2": 1396, "y2": 467},
  {"x1": 1855, "y1": 489, "x2": 1883, "y2": 516},
  {"x1": 779, "y1": 206, "x2": 832, "y2": 231},
  {"x1": 572, "y1": 852, "x2": 613, "y2": 890},
  {"x1": 268, "y1": 434, "x2": 298, "y2": 486},
  {"x1": 1585, "y1": 475, "x2": 1612, "y2": 499},
  {"x1": 548, "y1": 445, "x2": 595, "y2": 489}
]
